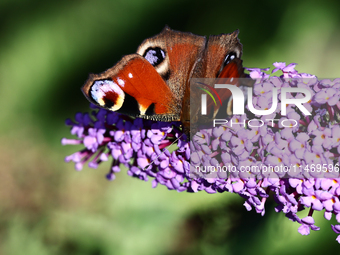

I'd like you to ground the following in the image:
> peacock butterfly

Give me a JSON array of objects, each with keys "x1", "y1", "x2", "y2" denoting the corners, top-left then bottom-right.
[{"x1": 81, "y1": 26, "x2": 250, "y2": 138}]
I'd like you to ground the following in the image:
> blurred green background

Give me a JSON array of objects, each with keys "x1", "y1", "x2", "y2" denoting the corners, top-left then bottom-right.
[{"x1": 1, "y1": 0, "x2": 340, "y2": 254}]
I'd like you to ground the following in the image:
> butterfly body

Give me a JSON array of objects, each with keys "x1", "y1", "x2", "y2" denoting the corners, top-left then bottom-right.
[{"x1": 81, "y1": 26, "x2": 248, "y2": 136}]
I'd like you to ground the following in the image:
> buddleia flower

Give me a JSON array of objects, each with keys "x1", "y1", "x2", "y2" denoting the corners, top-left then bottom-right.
[{"x1": 62, "y1": 62, "x2": 340, "y2": 243}]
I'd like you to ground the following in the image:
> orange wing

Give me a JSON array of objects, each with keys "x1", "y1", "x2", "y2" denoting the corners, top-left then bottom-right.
[{"x1": 82, "y1": 54, "x2": 179, "y2": 121}]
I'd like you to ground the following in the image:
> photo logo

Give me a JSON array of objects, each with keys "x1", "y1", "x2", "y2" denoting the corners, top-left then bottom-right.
[{"x1": 197, "y1": 82, "x2": 222, "y2": 114}]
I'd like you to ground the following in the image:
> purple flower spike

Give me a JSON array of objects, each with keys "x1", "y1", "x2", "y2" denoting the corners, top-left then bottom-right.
[{"x1": 63, "y1": 62, "x2": 340, "y2": 243}]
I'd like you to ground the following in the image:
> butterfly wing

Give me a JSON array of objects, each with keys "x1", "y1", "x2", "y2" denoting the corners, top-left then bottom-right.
[
  {"x1": 183, "y1": 31, "x2": 244, "y2": 134},
  {"x1": 82, "y1": 26, "x2": 206, "y2": 122},
  {"x1": 82, "y1": 54, "x2": 181, "y2": 121},
  {"x1": 204, "y1": 32, "x2": 244, "y2": 117}
]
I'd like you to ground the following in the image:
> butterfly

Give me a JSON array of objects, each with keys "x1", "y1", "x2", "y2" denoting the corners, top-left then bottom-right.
[{"x1": 81, "y1": 26, "x2": 249, "y2": 138}]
